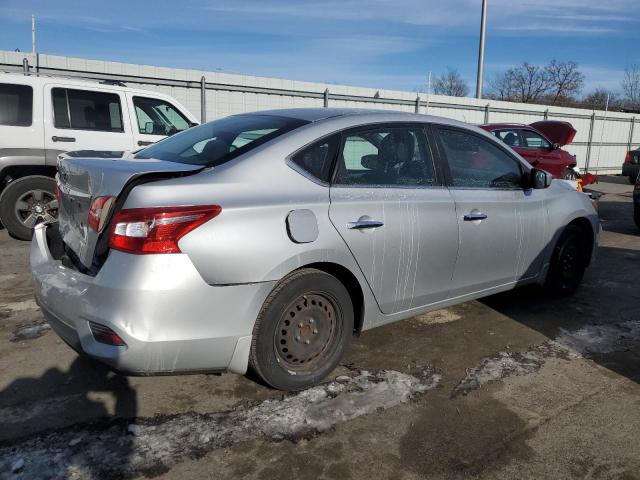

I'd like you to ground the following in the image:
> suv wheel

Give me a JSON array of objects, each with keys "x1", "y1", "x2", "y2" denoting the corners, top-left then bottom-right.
[
  {"x1": 249, "y1": 268, "x2": 354, "y2": 391},
  {"x1": 629, "y1": 175, "x2": 637, "y2": 185},
  {"x1": 634, "y1": 206, "x2": 640, "y2": 230},
  {"x1": 544, "y1": 225, "x2": 589, "y2": 296},
  {"x1": 0, "y1": 176, "x2": 57, "y2": 240}
]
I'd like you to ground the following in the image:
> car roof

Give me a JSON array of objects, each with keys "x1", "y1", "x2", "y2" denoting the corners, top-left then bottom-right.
[
  {"x1": 480, "y1": 123, "x2": 530, "y2": 130},
  {"x1": 238, "y1": 107, "x2": 473, "y2": 129}
]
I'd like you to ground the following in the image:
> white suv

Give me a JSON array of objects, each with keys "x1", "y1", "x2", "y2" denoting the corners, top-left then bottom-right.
[{"x1": 0, "y1": 72, "x2": 198, "y2": 239}]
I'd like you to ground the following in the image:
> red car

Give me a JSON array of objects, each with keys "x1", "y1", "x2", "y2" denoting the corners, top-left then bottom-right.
[{"x1": 480, "y1": 121, "x2": 595, "y2": 185}]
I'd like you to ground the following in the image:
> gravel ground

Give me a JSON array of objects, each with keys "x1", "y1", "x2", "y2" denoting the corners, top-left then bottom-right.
[{"x1": 1, "y1": 176, "x2": 639, "y2": 480}]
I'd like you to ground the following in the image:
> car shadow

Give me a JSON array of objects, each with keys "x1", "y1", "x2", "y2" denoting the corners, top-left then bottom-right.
[
  {"x1": 482, "y1": 243, "x2": 640, "y2": 385},
  {"x1": 0, "y1": 355, "x2": 137, "y2": 478}
]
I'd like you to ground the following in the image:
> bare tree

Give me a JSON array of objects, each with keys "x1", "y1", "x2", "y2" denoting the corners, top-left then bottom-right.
[
  {"x1": 487, "y1": 62, "x2": 552, "y2": 103},
  {"x1": 582, "y1": 88, "x2": 618, "y2": 110},
  {"x1": 622, "y1": 64, "x2": 640, "y2": 108},
  {"x1": 432, "y1": 68, "x2": 469, "y2": 97},
  {"x1": 545, "y1": 60, "x2": 584, "y2": 105}
]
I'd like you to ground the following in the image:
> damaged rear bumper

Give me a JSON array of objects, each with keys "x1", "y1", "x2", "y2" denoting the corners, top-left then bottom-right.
[{"x1": 30, "y1": 224, "x2": 275, "y2": 375}]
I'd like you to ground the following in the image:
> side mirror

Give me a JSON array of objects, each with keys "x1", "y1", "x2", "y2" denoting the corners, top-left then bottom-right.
[
  {"x1": 530, "y1": 168, "x2": 552, "y2": 189},
  {"x1": 144, "y1": 121, "x2": 154, "y2": 134}
]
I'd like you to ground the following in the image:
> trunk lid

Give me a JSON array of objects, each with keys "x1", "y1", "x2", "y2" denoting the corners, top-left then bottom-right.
[
  {"x1": 529, "y1": 121, "x2": 577, "y2": 146},
  {"x1": 56, "y1": 156, "x2": 203, "y2": 269}
]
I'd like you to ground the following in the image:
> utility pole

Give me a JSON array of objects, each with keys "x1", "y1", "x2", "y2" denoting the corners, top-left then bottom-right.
[
  {"x1": 475, "y1": 0, "x2": 487, "y2": 99},
  {"x1": 31, "y1": 14, "x2": 36, "y2": 54}
]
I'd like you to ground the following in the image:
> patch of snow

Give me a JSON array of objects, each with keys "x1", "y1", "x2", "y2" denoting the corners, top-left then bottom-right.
[{"x1": 0, "y1": 370, "x2": 439, "y2": 479}]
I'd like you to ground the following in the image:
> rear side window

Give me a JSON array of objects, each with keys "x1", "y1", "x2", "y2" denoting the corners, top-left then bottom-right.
[
  {"x1": 436, "y1": 127, "x2": 523, "y2": 189},
  {"x1": 0, "y1": 83, "x2": 33, "y2": 126},
  {"x1": 333, "y1": 126, "x2": 436, "y2": 187},
  {"x1": 136, "y1": 114, "x2": 308, "y2": 166},
  {"x1": 521, "y1": 129, "x2": 551, "y2": 149},
  {"x1": 52, "y1": 88, "x2": 123, "y2": 132},
  {"x1": 290, "y1": 136, "x2": 339, "y2": 182},
  {"x1": 133, "y1": 96, "x2": 191, "y2": 135}
]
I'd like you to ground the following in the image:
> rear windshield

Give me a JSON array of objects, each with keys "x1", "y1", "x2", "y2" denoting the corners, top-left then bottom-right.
[{"x1": 136, "y1": 114, "x2": 308, "y2": 166}]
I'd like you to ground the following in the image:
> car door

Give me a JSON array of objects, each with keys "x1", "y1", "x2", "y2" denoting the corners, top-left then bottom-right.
[
  {"x1": 43, "y1": 84, "x2": 133, "y2": 161},
  {"x1": 434, "y1": 126, "x2": 526, "y2": 298},
  {"x1": 520, "y1": 128, "x2": 563, "y2": 177},
  {"x1": 127, "y1": 94, "x2": 194, "y2": 149},
  {"x1": 328, "y1": 124, "x2": 458, "y2": 314}
]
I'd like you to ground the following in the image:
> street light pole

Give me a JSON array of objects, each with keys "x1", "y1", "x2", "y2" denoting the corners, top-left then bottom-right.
[{"x1": 475, "y1": 0, "x2": 487, "y2": 99}]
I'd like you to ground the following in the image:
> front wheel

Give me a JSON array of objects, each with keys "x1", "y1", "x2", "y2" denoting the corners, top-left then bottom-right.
[
  {"x1": 543, "y1": 225, "x2": 590, "y2": 296},
  {"x1": 249, "y1": 268, "x2": 353, "y2": 391},
  {"x1": 0, "y1": 176, "x2": 57, "y2": 240}
]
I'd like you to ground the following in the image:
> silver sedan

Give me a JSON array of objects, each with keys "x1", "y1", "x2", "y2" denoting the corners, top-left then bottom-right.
[{"x1": 31, "y1": 109, "x2": 599, "y2": 390}]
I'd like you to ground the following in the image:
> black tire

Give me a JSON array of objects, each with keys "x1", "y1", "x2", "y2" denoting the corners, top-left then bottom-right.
[
  {"x1": 0, "y1": 176, "x2": 57, "y2": 241},
  {"x1": 629, "y1": 175, "x2": 637, "y2": 185},
  {"x1": 543, "y1": 225, "x2": 590, "y2": 297},
  {"x1": 249, "y1": 268, "x2": 354, "y2": 391},
  {"x1": 634, "y1": 207, "x2": 640, "y2": 230}
]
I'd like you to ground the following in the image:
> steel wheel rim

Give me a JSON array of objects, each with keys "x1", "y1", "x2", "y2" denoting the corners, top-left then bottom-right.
[
  {"x1": 274, "y1": 292, "x2": 338, "y2": 373},
  {"x1": 14, "y1": 189, "x2": 58, "y2": 228},
  {"x1": 559, "y1": 241, "x2": 580, "y2": 282}
]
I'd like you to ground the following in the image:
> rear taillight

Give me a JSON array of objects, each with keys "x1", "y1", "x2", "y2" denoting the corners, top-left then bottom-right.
[
  {"x1": 88, "y1": 196, "x2": 115, "y2": 232},
  {"x1": 109, "y1": 205, "x2": 221, "y2": 254},
  {"x1": 625, "y1": 151, "x2": 631, "y2": 162},
  {"x1": 89, "y1": 321, "x2": 127, "y2": 346}
]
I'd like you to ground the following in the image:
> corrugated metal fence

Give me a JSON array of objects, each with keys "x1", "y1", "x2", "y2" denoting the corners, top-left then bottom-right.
[{"x1": 1, "y1": 50, "x2": 636, "y2": 174}]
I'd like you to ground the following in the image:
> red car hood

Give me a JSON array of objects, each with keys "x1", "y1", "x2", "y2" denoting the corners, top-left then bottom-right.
[{"x1": 530, "y1": 121, "x2": 576, "y2": 146}]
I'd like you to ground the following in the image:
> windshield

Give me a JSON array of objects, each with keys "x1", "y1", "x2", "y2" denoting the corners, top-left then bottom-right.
[{"x1": 136, "y1": 114, "x2": 308, "y2": 166}]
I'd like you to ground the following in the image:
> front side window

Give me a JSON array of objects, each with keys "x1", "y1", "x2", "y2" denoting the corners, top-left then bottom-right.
[
  {"x1": 333, "y1": 126, "x2": 436, "y2": 187},
  {"x1": 136, "y1": 114, "x2": 308, "y2": 166},
  {"x1": 133, "y1": 96, "x2": 191, "y2": 136},
  {"x1": 437, "y1": 128, "x2": 524, "y2": 189},
  {"x1": 493, "y1": 129, "x2": 524, "y2": 148},
  {"x1": 0, "y1": 83, "x2": 33, "y2": 127},
  {"x1": 52, "y1": 88, "x2": 123, "y2": 132},
  {"x1": 290, "y1": 136, "x2": 339, "y2": 182},
  {"x1": 521, "y1": 129, "x2": 551, "y2": 149}
]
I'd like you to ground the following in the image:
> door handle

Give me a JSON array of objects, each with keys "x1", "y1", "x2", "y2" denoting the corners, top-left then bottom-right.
[
  {"x1": 137, "y1": 141, "x2": 154, "y2": 146},
  {"x1": 52, "y1": 136, "x2": 76, "y2": 142},
  {"x1": 347, "y1": 220, "x2": 384, "y2": 230},
  {"x1": 463, "y1": 212, "x2": 488, "y2": 221}
]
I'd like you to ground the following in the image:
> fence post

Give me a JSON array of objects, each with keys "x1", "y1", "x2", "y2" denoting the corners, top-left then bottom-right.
[
  {"x1": 200, "y1": 76, "x2": 206, "y2": 123},
  {"x1": 544, "y1": 108, "x2": 549, "y2": 120},
  {"x1": 585, "y1": 112, "x2": 596, "y2": 172},
  {"x1": 22, "y1": 58, "x2": 29, "y2": 75},
  {"x1": 415, "y1": 96, "x2": 420, "y2": 114},
  {"x1": 484, "y1": 104, "x2": 490, "y2": 124},
  {"x1": 628, "y1": 117, "x2": 636, "y2": 152},
  {"x1": 324, "y1": 88, "x2": 329, "y2": 108}
]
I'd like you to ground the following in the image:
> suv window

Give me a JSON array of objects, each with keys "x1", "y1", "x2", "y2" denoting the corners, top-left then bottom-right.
[
  {"x1": 333, "y1": 126, "x2": 436, "y2": 187},
  {"x1": 0, "y1": 83, "x2": 33, "y2": 127},
  {"x1": 493, "y1": 129, "x2": 524, "y2": 148},
  {"x1": 437, "y1": 127, "x2": 523, "y2": 189},
  {"x1": 52, "y1": 88, "x2": 123, "y2": 132},
  {"x1": 133, "y1": 96, "x2": 191, "y2": 136},
  {"x1": 521, "y1": 129, "x2": 551, "y2": 149},
  {"x1": 290, "y1": 136, "x2": 339, "y2": 182}
]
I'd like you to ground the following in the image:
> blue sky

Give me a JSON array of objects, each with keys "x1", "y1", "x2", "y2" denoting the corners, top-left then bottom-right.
[{"x1": 1, "y1": 0, "x2": 638, "y2": 95}]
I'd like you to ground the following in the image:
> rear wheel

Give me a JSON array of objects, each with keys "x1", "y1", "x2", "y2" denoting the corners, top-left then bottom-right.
[
  {"x1": 629, "y1": 175, "x2": 637, "y2": 185},
  {"x1": 543, "y1": 225, "x2": 590, "y2": 296},
  {"x1": 249, "y1": 268, "x2": 353, "y2": 391},
  {"x1": 0, "y1": 176, "x2": 57, "y2": 240},
  {"x1": 634, "y1": 206, "x2": 640, "y2": 230}
]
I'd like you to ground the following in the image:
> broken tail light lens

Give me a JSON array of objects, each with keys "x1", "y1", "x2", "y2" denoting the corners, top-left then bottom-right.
[
  {"x1": 109, "y1": 205, "x2": 221, "y2": 254},
  {"x1": 88, "y1": 196, "x2": 116, "y2": 232}
]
